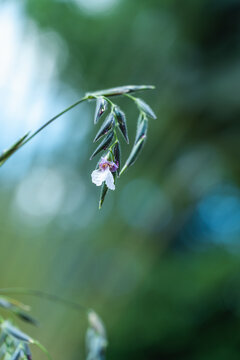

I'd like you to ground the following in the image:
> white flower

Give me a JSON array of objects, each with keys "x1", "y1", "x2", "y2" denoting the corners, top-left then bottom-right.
[
  {"x1": 91, "y1": 167, "x2": 115, "y2": 190},
  {"x1": 91, "y1": 157, "x2": 118, "y2": 190}
]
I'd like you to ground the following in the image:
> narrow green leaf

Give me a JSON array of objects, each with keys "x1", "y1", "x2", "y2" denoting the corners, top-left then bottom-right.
[
  {"x1": 14, "y1": 312, "x2": 38, "y2": 326},
  {"x1": 114, "y1": 107, "x2": 129, "y2": 143},
  {"x1": 0, "y1": 133, "x2": 29, "y2": 166},
  {"x1": 120, "y1": 136, "x2": 146, "y2": 175},
  {"x1": 88, "y1": 310, "x2": 107, "y2": 338},
  {"x1": 9, "y1": 347, "x2": 21, "y2": 360},
  {"x1": 99, "y1": 184, "x2": 108, "y2": 209},
  {"x1": 135, "y1": 116, "x2": 148, "y2": 144},
  {"x1": 113, "y1": 142, "x2": 121, "y2": 176},
  {"x1": 135, "y1": 98, "x2": 156, "y2": 119},
  {"x1": 98, "y1": 172, "x2": 117, "y2": 209},
  {"x1": 0, "y1": 298, "x2": 12, "y2": 310},
  {"x1": 0, "y1": 298, "x2": 38, "y2": 326},
  {"x1": 94, "y1": 98, "x2": 107, "y2": 124},
  {"x1": 33, "y1": 340, "x2": 52, "y2": 360},
  {"x1": 3, "y1": 322, "x2": 33, "y2": 343},
  {"x1": 90, "y1": 132, "x2": 114, "y2": 160},
  {"x1": 93, "y1": 113, "x2": 114, "y2": 142},
  {"x1": 91, "y1": 85, "x2": 155, "y2": 97},
  {"x1": 23, "y1": 344, "x2": 32, "y2": 360}
]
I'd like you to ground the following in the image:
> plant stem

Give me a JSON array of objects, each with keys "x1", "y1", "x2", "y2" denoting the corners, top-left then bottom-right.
[
  {"x1": 0, "y1": 288, "x2": 87, "y2": 313},
  {"x1": 21, "y1": 96, "x2": 88, "y2": 148}
]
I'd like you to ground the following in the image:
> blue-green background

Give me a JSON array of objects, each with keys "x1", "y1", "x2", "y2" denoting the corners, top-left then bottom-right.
[{"x1": 1, "y1": 0, "x2": 240, "y2": 359}]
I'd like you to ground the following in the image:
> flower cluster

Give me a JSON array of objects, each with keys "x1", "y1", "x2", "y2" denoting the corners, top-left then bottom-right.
[{"x1": 89, "y1": 85, "x2": 156, "y2": 208}]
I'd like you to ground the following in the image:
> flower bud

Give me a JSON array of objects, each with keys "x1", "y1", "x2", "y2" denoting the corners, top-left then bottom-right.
[
  {"x1": 3, "y1": 322, "x2": 33, "y2": 343},
  {"x1": 135, "y1": 98, "x2": 156, "y2": 119},
  {"x1": 114, "y1": 106, "x2": 129, "y2": 143},
  {"x1": 93, "y1": 113, "x2": 114, "y2": 142},
  {"x1": 90, "y1": 85, "x2": 155, "y2": 97},
  {"x1": 94, "y1": 97, "x2": 107, "y2": 124},
  {"x1": 99, "y1": 183, "x2": 108, "y2": 209},
  {"x1": 90, "y1": 131, "x2": 114, "y2": 160},
  {"x1": 113, "y1": 141, "x2": 121, "y2": 176},
  {"x1": 120, "y1": 136, "x2": 146, "y2": 175},
  {"x1": 135, "y1": 116, "x2": 148, "y2": 144}
]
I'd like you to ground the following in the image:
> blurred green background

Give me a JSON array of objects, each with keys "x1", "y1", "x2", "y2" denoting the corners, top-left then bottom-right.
[{"x1": 1, "y1": 0, "x2": 240, "y2": 359}]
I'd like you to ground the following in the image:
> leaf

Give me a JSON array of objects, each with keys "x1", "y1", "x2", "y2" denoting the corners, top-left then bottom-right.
[
  {"x1": 14, "y1": 311, "x2": 38, "y2": 326},
  {"x1": 135, "y1": 98, "x2": 156, "y2": 119},
  {"x1": 90, "y1": 132, "x2": 114, "y2": 160},
  {"x1": 91, "y1": 85, "x2": 155, "y2": 97},
  {"x1": 86, "y1": 311, "x2": 107, "y2": 360},
  {"x1": 113, "y1": 142, "x2": 121, "y2": 176},
  {"x1": 0, "y1": 133, "x2": 29, "y2": 166},
  {"x1": 3, "y1": 322, "x2": 33, "y2": 343},
  {"x1": 114, "y1": 107, "x2": 129, "y2": 143},
  {"x1": 0, "y1": 298, "x2": 38, "y2": 326},
  {"x1": 99, "y1": 183, "x2": 108, "y2": 209},
  {"x1": 9, "y1": 347, "x2": 21, "y2": 360},
  {"x1": 93, "y1": 113, "x2": 114, "y2": 142},
  {"x1": 88, "y1": 311, "x2": 106, "y2": 338},
  {"x1": 33, "y1": 340, "x2": 52, "y2": 360},
  {"x1": 0, "y1": 298, "x2": 12, "y2": 310},
  {"x1": 120, "y1": 136, "x2": 146, "y2": 175},
  {"x1": 23, "y1": 344, "x2": 32, "y2": 360},
  {"x1": 135, "y1": 116, "x2": 148, "y2": 144},
  {"x1": 94, "y1": 98, "x2": 107, "y2": 124}
]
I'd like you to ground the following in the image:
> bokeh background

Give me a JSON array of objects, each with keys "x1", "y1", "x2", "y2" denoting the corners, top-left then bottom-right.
[{"x1": 1, "y1": 0, "x2": 240, "y2": 359}]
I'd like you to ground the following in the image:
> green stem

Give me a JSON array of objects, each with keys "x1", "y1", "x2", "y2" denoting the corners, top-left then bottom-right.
[
  {"x1": 124, "y1": 93, "x2": 137, "y2": 101},
  {"x1": 21, "y1": 96, "x2": 88, "y2": 148},
  {"x1": 34, "y1": 341, "x2": 53, "y2": 360},
  {"x1": 0, "y1": 288, "x2": 87, "y2": 313},
  {"x1": 102, "y1": 96, "x2": 115, "y2": 108},
  {"x1": 0, "y1": 95, "x2": 90, "y2": 166}
]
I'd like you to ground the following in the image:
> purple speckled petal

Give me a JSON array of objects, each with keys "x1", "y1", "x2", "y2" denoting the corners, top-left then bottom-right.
[
  {"x1": 98, "y1": 157, "x2": 118, "y2": 173},
  {"x1": 110, "y1": 162, "x2": 118, "y2": 172}
]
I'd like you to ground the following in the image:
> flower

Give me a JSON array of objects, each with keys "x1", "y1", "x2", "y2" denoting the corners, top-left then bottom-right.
[{"x1": 91, "y1": 157, "x2": 118, "y2": 190}]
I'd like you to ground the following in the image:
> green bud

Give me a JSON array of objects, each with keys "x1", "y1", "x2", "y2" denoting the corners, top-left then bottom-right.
[
  {"x1": 93, "y1": 113, "x2": 114, "y2": 142},
  {"x1": 113, "y1": 141, "x2": 121, "y2": 176},
  {"x1": 10, "y1": 347, "x2": 21, "y2": 360},
  {"x1": 90, "y1": 131, "x2": 114, "y2": 160},
  {"x1": 90, "y1": 85, "x2": 155, "y2": 97},
  {"x1": 0, "y1": 132, "x2": 30, "y2": 166},
  {"x1": 114, "y1": 106, "x2": 129, "y2": 143},
  {"x1": 135, "y1": 98, "x2": 156, "y2": 119},
  {"x1": 3, "y1": 322, "x2": 33, "y2": 343},
  {"x1": 94, "y1": 97, "x2": 107, "y2": 124},
  {"x1": 135, "y1": 116, "x2": 148, "y2": 144},
  {"x1": 99, "y1": 183, "x2": 108, "y2": 209},
  {"x1": 120, "y1": 136, "x2": 146, "y2": 175}
]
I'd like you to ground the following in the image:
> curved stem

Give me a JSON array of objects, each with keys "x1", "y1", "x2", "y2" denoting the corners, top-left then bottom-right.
[
  {"x1": 0, "y1": 95, "x2": 90, "y2": 166},
  {"x1": 21, "y1": 96, "x2": 88, "y2": 147},
  {"x1": 0, "y1": 288, "x2": 87, "y2": 313}
]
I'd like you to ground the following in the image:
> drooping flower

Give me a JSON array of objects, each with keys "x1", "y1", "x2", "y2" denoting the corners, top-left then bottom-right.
[{"x1": 91, "y1": 157, "x2": 118, "y2": 190}]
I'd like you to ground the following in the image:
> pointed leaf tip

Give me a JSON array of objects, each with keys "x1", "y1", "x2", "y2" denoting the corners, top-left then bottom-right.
[
  {"x1": 113, "y1": 141, "x2": 121, "y2": 176},
  {"x1": 94, "y1": 97, "x2": 107, "y2": 124},
  {"x1": 90, "y1": 131, "x2": 114, "y2": 160},
  {"x1": 91, "y1": 85, "x2": 155, "y2": 97},
  {"x1": 114, "y1": 106, "x2": 129, "y2": 143},
  {"x1": 120, "y1": 136, "x2": 146, "y2": 175},
  {"x1": 135, "y1": 98, "x2": 157, "y2": 119},
  {"x1": 93, "y1": 113, "x2": 114, "y2": 142},
  {"x1": 135, "y1": 115, "x2": 148, "y2": 144},
  {"x1": 99, "y1": 183, "x2": 108, "y2": 209}
]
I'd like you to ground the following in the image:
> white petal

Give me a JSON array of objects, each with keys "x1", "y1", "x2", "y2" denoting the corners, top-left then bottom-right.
[
  {"x1": 105, "y1": 169, "x2": 115, "y2": 190},
  {"x1": 91, "y1": 169, "x2": 108, "y2": 187}
]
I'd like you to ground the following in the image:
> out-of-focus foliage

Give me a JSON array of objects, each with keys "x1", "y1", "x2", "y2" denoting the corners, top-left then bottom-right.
[{"x1": 1, "y1": 0, "x2": 240, "y2": 359}]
